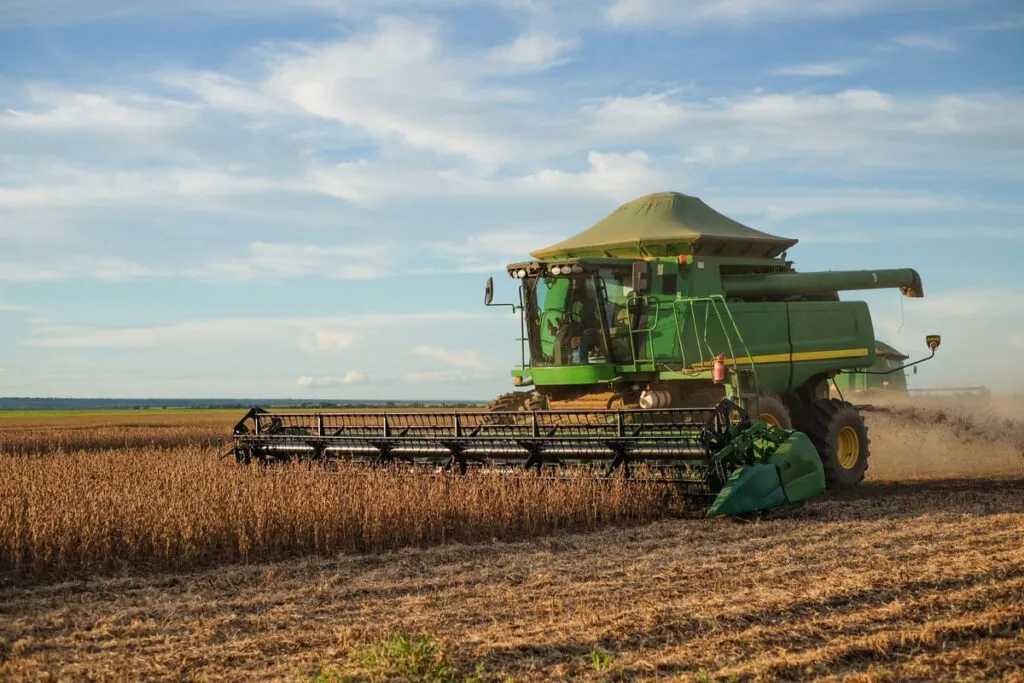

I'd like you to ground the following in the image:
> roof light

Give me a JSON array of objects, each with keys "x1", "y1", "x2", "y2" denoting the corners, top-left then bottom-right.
[
  {"x1": 550, "y1": 265, "x2": 562, "y2": 275},
  {"x1": 571, "y1": 264, "x2": 583, "y2": 274},
  {"x1": 516, "y1": 269, "x2": 527, "y2": 278}
]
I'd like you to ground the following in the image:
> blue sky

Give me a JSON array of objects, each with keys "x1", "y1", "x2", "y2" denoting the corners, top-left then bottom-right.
[{"x1": 0, "y1": 0, "x2": 1022, "y2": 399}]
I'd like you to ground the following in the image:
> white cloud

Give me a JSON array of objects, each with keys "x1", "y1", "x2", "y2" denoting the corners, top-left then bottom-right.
[
  {"x1": 0, "y1": 86, "x2": 196, "y2": 131},
  {"x1": 583, "y1": 88, "x2": 1024, "y2": 173},
  {"x1": 160, "y1": 71, "x2": 291, "y2": 115},
  {"x1": 769, "y1": 60, "x2": 862, "y2": 76},
  {"x1": 305, "y1": 149, "x2": 665, "y2": 204},
  {"x1": 0, "y1": 257, "x2": 154, "y2": 282},
  {"x1": 891, "y1": 33, "x2": 956, "y2": 51},
  {"x1": 605, "y1": 0, "x2": 919, "y2": 27},
  {"x1": 0, "y1": 230, "x2": 544, "y2": 286},
  {"x1": 259, "y1": 16, "x2": 534, "y2": 163},
  {"x1": 24, "y1": 312, "x2": 486, "y2": 348},
  {"x1": 429, "y1": 231, "x2": 555, "y2": 273},
  {"x1": 711, "y1": 187, "x2": 1015, "y2": 221},
  {"x1": 297, "y1": 371, "x2": 365, "y2": 387},
  {"x1": 586, "y1": 92, "x2": 686, "y2": 134},
  {"x1": 436, "y1": 232, "x2": 552, "y2": 257},
  {"x1": 0, "y1": 302, "x2": 31, "y2": 312},
  {"x1": 402, "y1": 370, "x2": 495, "y2": 383},
  {"x1": 185, "y1": 241, "x2": 395, "y2": 281},
  {"x1": 790, "y1": 225, "x2": 1024, "y2": 244},
  {"x1": 413, "y1": 345, "x2": 487, "y2": 369},
  {"x1": 487, "y1": 33, "x2": 575, "y2": 70},
  {"x1": 313, "y1": 331, "x2": 356, "y2": 350},
  {"x1": 187, "y1": 232, "x2": 544, "y2": 283},
  {"x1": 0, "y1": 168, "x2": 290, "y2": 209},
  {"x1": 0, "y1": 0, "x2": 545, "y2": 28},
  {"x1": 510, "y1": 151, "x2": 665, "y2": 200},
  {"x1": 965, "y1": 15, "x2": 1024, "y2": 32}
]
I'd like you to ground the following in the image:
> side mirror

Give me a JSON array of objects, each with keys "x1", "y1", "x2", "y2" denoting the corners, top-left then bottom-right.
[
  {"x1": 631, "y1": 262, "x2": 650, "y2": 294},
  {"x1": 484, "y1": 277, "x2": 494, "y2": 306},
  {"x1": 926, "y1": 334, "x2": 941, "y2": 351}
]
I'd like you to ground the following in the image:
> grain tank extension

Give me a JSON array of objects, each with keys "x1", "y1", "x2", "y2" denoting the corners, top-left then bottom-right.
[{"x1": 231, "y1": 191, "x2": 940, "y2": 516}]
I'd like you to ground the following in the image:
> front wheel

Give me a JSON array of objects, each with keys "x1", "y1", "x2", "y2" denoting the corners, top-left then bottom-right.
[
  {"x1": 484, "y1": 391, "x2": 546, "y2": 424},
  {"x1": 803, "y1": 398, "x2": 870, "y2": 489},
  {"x1": 750, "y1": 391, "x2": 793, "y2": 429}
]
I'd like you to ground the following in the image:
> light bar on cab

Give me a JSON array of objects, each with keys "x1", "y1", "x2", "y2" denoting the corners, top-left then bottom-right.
[
  {"x1": 507, "y1": 261, "x2": 585, "y2": 278},
  {"x1": 548, "y1": 263, "x2": 584, "y2": 276}
]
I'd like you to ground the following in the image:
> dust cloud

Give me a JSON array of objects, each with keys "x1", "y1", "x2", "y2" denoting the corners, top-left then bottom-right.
[{"x1": 861, "y1": 393, "x2": 1024, "y2": 481}]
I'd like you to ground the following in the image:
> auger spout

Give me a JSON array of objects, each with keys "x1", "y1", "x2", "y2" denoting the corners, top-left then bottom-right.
[{"x1": 722, "y1": 268, "x2": 924, "y2": 298}]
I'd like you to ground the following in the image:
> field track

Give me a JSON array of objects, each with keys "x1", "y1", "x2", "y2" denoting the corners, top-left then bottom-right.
[{"x1": 1, "y1": 397, "x2": 1023, "y2": 681}]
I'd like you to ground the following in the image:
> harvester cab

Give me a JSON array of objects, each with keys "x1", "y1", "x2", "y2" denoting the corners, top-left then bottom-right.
[{"x1": 231, "y1": 191, "x2": 938, "y2": 518}]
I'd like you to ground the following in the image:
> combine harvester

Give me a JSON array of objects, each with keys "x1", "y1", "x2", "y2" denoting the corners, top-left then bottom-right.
[{"x1": 231, "y1": 192, "x2": 940, "y2": 516}]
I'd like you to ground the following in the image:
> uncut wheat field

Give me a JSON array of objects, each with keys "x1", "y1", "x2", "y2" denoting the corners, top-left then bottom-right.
[{"x1": 1, "y1": 398, "x2": 1023, "y2": 682}]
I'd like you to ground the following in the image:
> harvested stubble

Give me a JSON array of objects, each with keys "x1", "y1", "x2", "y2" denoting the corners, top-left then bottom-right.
[
  {"x1": 2, "y1": 477, "x2": 1023, "y2": 681},
  {"x1": 0, "y1": 446, "x2": 667, "y2": 582}
]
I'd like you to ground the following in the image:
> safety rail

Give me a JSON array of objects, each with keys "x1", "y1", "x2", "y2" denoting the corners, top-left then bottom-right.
[{"x1": 623, "y1": 294, "x2": 663, "y2": 370}]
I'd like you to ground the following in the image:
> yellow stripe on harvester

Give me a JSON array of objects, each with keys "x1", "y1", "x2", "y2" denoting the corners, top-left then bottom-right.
[
  {"x1": 691, "y1": 347, "x2": 869, "y2": 368},
  {"x1": 792, "y1": 348, "x2": 871, "y2": 362}
]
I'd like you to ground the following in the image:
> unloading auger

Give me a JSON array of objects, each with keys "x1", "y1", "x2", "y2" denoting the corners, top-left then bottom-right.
[{"x1": 228, "y1": 398, "x2": 827, "y2": 516}]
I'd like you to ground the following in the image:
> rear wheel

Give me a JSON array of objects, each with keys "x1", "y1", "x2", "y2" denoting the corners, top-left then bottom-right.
[{"x1": 803, "y1": 398, "x2": 870, "y2": 489}]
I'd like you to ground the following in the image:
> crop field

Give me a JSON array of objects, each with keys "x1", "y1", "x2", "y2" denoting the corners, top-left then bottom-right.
[{"x1": 1, "y1": 397, "x2": 1023, "y2": 681}]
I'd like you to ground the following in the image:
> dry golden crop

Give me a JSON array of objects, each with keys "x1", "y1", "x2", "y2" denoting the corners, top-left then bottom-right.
[
  {"x1": 2, "y1": 396, "x2": 1023, "y2": 585},
  {"x1": 0, "y1": 445, "x2": 669, "y2": 582}
]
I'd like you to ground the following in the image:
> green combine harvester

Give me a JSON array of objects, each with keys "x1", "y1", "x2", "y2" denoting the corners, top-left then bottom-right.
[{"x1": 231, "y1": 192, "x2": 940, "y2": 516}]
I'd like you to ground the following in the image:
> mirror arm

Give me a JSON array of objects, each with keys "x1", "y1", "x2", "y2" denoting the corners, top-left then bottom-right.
[
  {"x1": 851, "y1": 347, "x2": 936, "y2": 376},
  {"x1": 485, "y1": 301, "x2": 519, "y2": 313}
]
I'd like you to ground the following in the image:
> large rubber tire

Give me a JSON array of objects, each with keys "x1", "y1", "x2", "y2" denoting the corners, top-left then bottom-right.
[
  {"x1": 803, "y1": 398, "x2": 870, "y2": 489},
  {"x1": 484, "y1": 391, "x2": 546, "y2": 424},
  {"x1": 750, "y1": 391, "x2": 793, "y2": 429},
  {"x1": 487, "y1": 391, "x2": 531, "y2": 412}
]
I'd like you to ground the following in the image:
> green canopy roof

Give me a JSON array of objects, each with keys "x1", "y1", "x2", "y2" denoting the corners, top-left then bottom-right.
[
  {"x1": 875, "y1": 340, "x2": 909, "y2": 360},
  {"x1": 530, "y1": 191, "x2": 798, "y2": 260}
]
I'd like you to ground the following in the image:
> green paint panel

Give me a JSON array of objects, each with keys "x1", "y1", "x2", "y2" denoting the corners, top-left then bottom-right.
[
  {"x1": 707, "y1": 463, "x2": 787, "y2": 517},
  {"x1": 525, "y1": 365, "x2": 619, "y2": 385},
  {"x1": 769, "y1": 431, "x2": 826, "y2": 503}
]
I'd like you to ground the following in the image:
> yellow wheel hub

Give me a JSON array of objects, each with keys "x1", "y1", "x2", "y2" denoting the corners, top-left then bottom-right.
[
  {"x1": 837, "y1": 426, "x2": 861, "y2": 469},
  {"x1": 760, "y1": 412, "x2": 781, "y2": 428}
]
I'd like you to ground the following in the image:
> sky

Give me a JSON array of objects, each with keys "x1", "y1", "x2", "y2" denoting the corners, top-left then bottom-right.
[{"x1": 0, "y1": 0, "x2": 1022, "y2": 400}]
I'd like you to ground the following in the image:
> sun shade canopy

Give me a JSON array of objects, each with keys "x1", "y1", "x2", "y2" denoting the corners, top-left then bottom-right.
[{"x1": 530, "y1": 191, "x2": 799, "y2": 260}]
